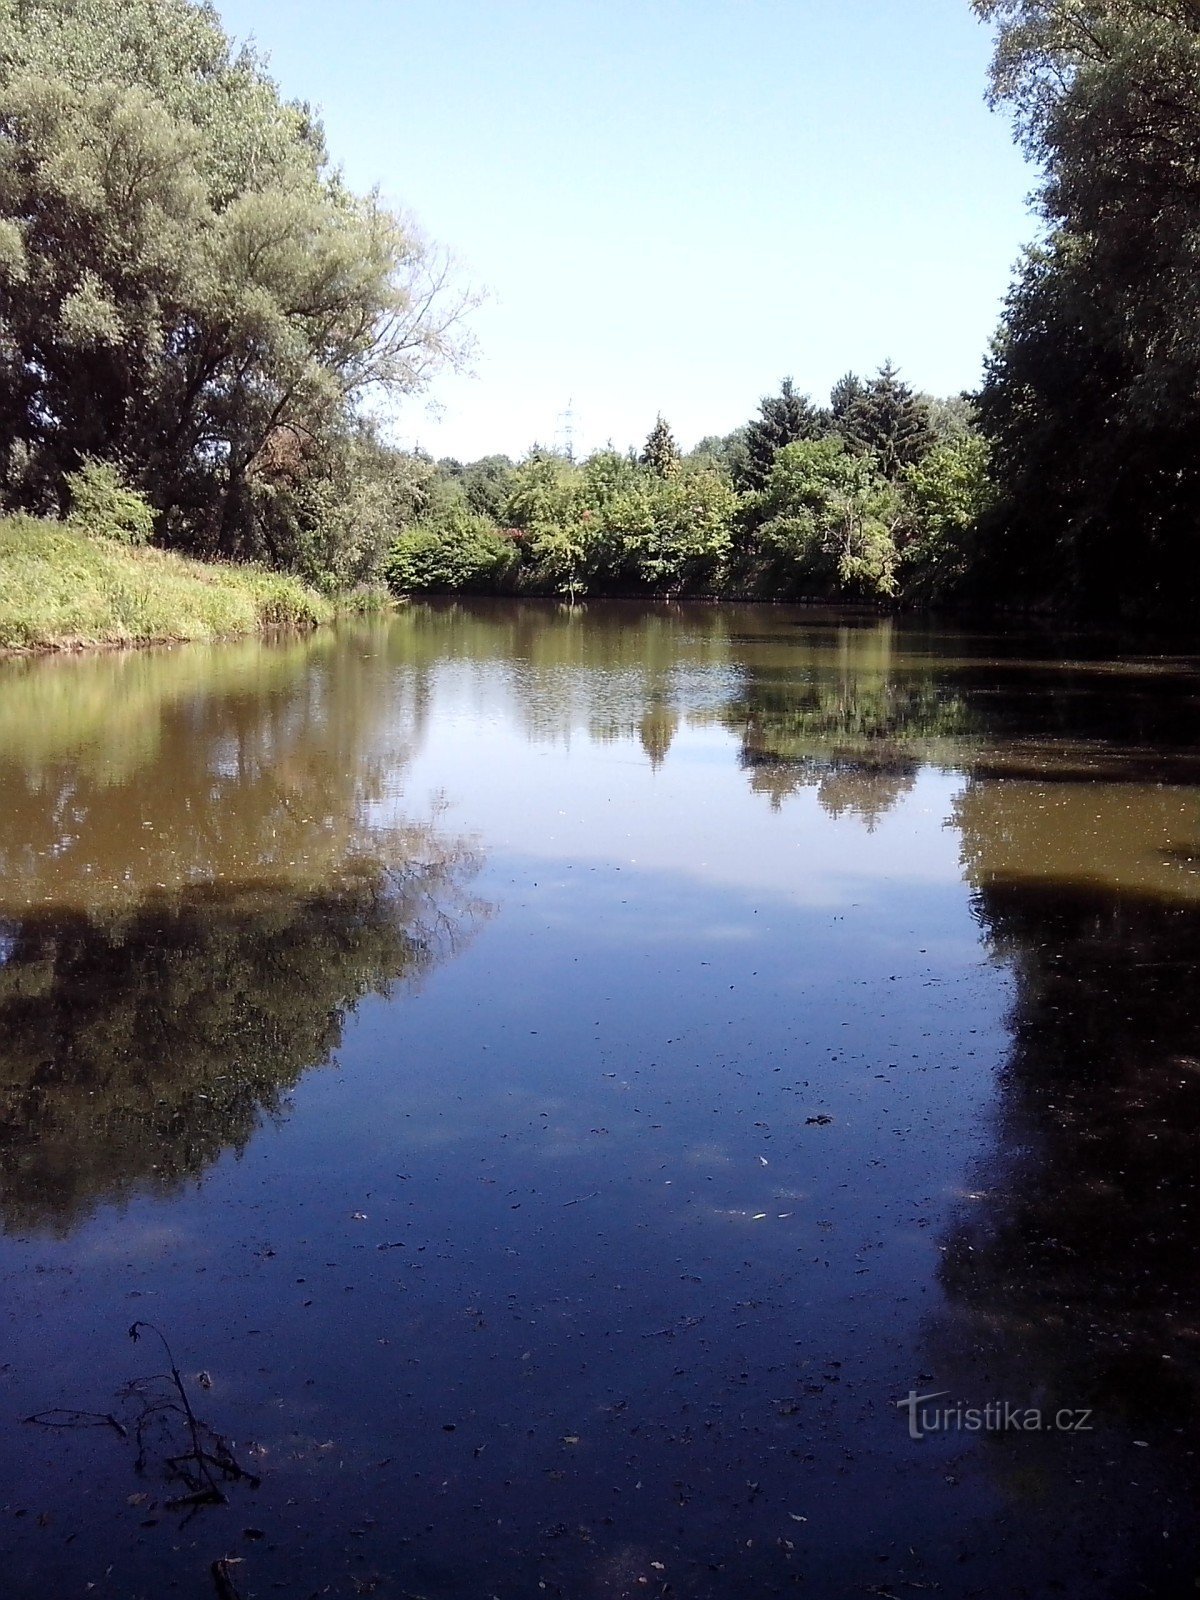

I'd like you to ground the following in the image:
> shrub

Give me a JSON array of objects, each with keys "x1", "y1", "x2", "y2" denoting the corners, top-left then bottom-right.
[
  {"x1": 899, "y1": 434, "x2": 994, "y2": 604},
  {"x1": 65, "y1": 460, "x2": 155, "y2": 545},
  {"x1": 754, "y1": 438, "x2": 901, "y2": 598},
  {"x1": 387, "y1": 514, "x2": 518, "y2": 593}
]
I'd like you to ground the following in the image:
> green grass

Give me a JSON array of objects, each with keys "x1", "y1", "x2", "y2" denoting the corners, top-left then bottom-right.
[{"x1": 0, "y1": 516, "x2": 338, "y2": 651}]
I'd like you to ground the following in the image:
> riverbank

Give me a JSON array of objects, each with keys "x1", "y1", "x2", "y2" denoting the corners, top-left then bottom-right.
[{"x1": 0, "y1": 516, "x2": 383, "y2": 653}]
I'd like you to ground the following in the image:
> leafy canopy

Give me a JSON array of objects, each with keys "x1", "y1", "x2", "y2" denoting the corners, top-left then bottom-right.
[{"x1": 0, "y1": 0, "x2": 472, "y2": 581}]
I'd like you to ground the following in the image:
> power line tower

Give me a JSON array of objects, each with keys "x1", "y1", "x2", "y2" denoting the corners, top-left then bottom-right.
[{"x1": 556, "y1": 397, "x2": 578, "y2": 463}]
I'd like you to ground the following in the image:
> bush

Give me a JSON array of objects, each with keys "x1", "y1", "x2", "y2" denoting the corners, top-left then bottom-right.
[
  {"x1": 499, "y1": 450, "x2": 736, "y2": 596},
  {"x1": 899, "y1": 434, "x2": 993, "y2": 604},
  {"x1": 387, "y1": 514, "x2": 518, "y2": 593},
  {"x1": 632, "y1": 469, "x2": 736, "y2": 590},
  {"x1": 65, "y1": 459, "x2": 155, "y2": 545},
  {"x1": 523, "y1": 522, "x2": 593, "y2": 599},
  {"x1": 248, "y1": 430, "x2": 435, "y2": 594},
  {"x1": 753, "y1": 438, "x2": 901, "y2": 598}
]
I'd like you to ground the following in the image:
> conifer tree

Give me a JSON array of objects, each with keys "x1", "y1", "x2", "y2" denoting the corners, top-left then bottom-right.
[
  {"x1": 830, "y1": 372, "x2": 867, "y2": 425},
  {"x1": 640, "y1": 414, "x2": 681, "y2": 478},
  {"x1": 740, "y1": 378, "x2": 827, "y2": 489},
  {"x1": 838, "y1": 362, "x2": 934, "y2": 480}
]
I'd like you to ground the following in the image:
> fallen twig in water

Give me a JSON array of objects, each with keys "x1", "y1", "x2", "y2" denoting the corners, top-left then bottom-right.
[
  {"x1": 24, "y1": 1322, "x2": 260, "y2": 1524},
  {"x1": 127, "y1": 1321, "x2": 260, "y2": 1511},
  {"x1": 23, "y1": 1408, "x2": 127, "y2": 1439}
]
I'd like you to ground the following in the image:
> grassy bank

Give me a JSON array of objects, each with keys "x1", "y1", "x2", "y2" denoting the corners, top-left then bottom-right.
[{"x1": 0, "y1": 516, "x2": 345, "y2": 651}]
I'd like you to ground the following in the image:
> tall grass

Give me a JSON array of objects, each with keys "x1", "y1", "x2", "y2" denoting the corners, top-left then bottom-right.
[{"x1": 0, "y1": 516, "x2": 337, "y2": 650}]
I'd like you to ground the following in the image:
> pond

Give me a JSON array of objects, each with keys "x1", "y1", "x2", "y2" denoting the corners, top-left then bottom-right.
[{"x1": 0, "y1": 601, "x2": 1197, "y2": 1599}]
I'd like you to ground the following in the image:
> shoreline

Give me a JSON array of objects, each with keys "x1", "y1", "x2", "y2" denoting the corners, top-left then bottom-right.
[{"x1": 0, "y1": 515, "x2": 390, "y2": 658}]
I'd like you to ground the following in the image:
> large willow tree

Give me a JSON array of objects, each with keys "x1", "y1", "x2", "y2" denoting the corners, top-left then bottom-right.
[
  {"x1": 0, "y1": 0, "x2": 470, "y2": 581},
  {"x1": 974, "y1": 1, "x2": 1200, "y2": 617}
]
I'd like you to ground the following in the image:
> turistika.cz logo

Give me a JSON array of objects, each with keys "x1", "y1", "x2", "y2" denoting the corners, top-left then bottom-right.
[{"x1": 896, "y1": 1390, "x2": 1094, "y2": 1442}]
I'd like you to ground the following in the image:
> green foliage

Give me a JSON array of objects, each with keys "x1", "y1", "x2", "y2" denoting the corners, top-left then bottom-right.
[
  {"x1": 0, "y1": 0, "x2": 470, "y2": 588},
  {"x1": 453, "y1": 455, "x2": 516, "y2": 519},
  {"x1": 830, "y1": 372, "x2": 867, "y2": 425},
  {"x1": 900, "y1": 433, "x2": 994, "y2": 603},
  {"x1": 502, "y1": 452, "x2": 584, "y2": 533},
  {"x1": 640, "y1": 414, "x2": 681, "y2": 479},
  {"x1": 600, "y1": 466, "x2": 736, "y2": 590},
  {"x1": 688, "y1": 430, "x2": 748, "y2": 476},
  {"x1": 387, "y1": 417, "x2": 991, "y2": 605},
  {"x1": 525, "y1": 523, "x2": 593, "y2": 600},
  {"x1": 65, "y1": 460, "x2": 155, "y2": 545},
  {"x1": 973, "y1": 0, "x2": 1200, "y2": 616},
  {"x1": 739, "y1": 378, "x2": 829, "y2": 489},
  {"x1": 580, "y1": 448, "x2": 641, "y2": 509},
  {"x1": 924, "y1": 393, "x2": 977, "y2": 443},
  {"x1": 754, "y1": 438, "x2": 901, "y2": 599},
  {"x1": 499, "y1": 449, "x2": 738, "y2": 596},
  {"x1": 837, "y1": 362, "x2": 935, "y2": 480},
  {"x1": 500, "y1": 452, "x2": 598, "y2": 596},
  {"x1": 249, "y1": 427, "x2": 430, "y2": 594},
  {"x1": 387, "y1": 513, "x2": 517, "y2": 594}
]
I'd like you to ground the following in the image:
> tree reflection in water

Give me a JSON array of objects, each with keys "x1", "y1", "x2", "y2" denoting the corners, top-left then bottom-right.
[
  {"x1": 0, "y1": 626, "x2": 480, "y2": 1235},
  {"x1": 0, "y1": 849, "x2": 480, "y2": 1235}
]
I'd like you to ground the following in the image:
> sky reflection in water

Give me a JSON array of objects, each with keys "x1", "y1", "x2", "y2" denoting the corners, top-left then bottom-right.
[{"x1": 0, "y1": 602, "x2": 1197, "y2": 1599}]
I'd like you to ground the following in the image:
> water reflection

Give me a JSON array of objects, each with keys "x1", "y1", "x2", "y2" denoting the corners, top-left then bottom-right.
[
  {"x1": 0, "y1": 627, "x2": 479, "y2": 1232},
  {"x1": 0, "y1": 859, "x2": 478, "y2": 1234},
  {"x1": 941, "y1": 877, "x2": 1200, "y2": 1413},
  {"x1": 0, "y1": 627, "x2": 439, "y2": 915},
  {"x1": 1, "y1": 602, "x2": 1199, "y2": 1596},
  {"x1": 394, "y1": 601, "x2": 974, "y2": 829},
  {"x1": 927, "y1": 770, "x2": 1200, "y2": 1468},
  {"x1": 902, "y1": 922, "x2": 1200, "y2": 1584}
]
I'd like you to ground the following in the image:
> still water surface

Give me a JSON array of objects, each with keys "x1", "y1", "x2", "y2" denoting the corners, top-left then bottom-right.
[{"x1": 0, "y1": 601, "x2": 1197, "y2": 1598}]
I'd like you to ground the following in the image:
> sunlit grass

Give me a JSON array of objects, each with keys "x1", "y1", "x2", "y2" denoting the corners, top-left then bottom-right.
[{"x1": 0, "y1": 515, "x2": 335, "y2": 650}]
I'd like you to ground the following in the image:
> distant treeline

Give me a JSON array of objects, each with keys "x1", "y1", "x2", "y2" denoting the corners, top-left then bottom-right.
[
  {"x1": 2, "y1": 1, "x2": 1198, "y2": 620},
  {"x1": 391, "y1": 372, "x2": 989, "y2": 603}
]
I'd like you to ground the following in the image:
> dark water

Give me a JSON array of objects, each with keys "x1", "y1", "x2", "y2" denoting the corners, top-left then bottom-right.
[{"x1": 0, "y1": 602, "x2": 1198, "y2": 1599}]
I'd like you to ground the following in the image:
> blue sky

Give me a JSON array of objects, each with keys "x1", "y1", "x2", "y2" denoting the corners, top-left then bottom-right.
[{"x1": 216, "y1": 0, "x2": 1035, "y2": 461}]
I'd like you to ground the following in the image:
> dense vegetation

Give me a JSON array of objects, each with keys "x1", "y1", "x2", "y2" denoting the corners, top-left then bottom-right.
[
  {"x1": 391, "y1": 373, "x2": 990, "y2": 603},
  {"x1": 2, "y1": 0, "x2": 1198, "y2": 622},
  {"x1": 0, "y1": 0, "x2": 469, "y2": 596},
  {"x1": 972, "y1": 0, "x2": 1200, "y2": 619}
]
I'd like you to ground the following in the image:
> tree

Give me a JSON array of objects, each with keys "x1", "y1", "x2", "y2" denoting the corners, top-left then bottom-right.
[
  {"x1": 688, "y1": 429, "x2": 747, "y2": 475},
  {"x1": 502, "y1": 451, "x2": 582, "y2": 533},
  {"x1": 0, "y1": 0, "x2": 474, "y2": 580},
  {"x1": 837, "y1": 362, "x2": 934, "y2": 480},
  {"x1": 388, "y1": 513, "x2": 517, "y2": 594},
  {"x1": 738, "y1": 377, "x2": 827, "y2": 490},
  {"x1": 924, "y1": 393, "x2": 977, "y2": 443},
  {"x1": 899, "y1": 433, "x2": 994, "y2": 603},
  {"x1": 640, "y1": 414, "x2": 681, "y2": 478},
  {"x1": 460, "y1": 455, "x2": 516, "y2": 518},
  {"x1": 972, "y1": 0, "x2": 1200, "y2": 616},
  {"x1": 604, "y1": 466, "x2": 736, "y2": 591},
  {"x1": 754, "y1": 437, "x2": 901, "y2": 598},
  {"x1": 830, "y1": 372, "x2": 867, "y2": 425}
]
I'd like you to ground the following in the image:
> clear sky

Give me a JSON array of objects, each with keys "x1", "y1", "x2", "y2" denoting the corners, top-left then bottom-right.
[{"x1": 215, "y1": 0, "x2": 1034, "y2": 461}]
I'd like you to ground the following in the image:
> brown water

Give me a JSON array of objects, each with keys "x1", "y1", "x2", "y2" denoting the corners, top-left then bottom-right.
[{"x1": 0, "y1": 601, "x2": 1197, "y2": 1599}]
